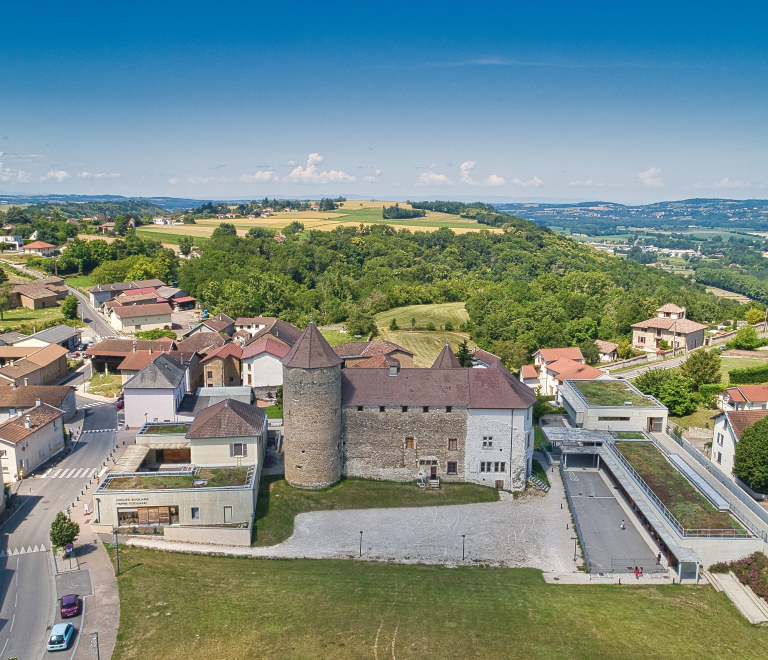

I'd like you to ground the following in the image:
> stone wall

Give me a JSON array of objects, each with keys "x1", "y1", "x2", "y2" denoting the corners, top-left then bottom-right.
[
  {"x1": 343, "y1": 405, "x2": 468, "y2": 482},
  {"x1": 283, "y1": 364, "x2": 342, "y2": 488},
  {"x1": 204, "y1": 355, "x2": 241, "y2": 388}
]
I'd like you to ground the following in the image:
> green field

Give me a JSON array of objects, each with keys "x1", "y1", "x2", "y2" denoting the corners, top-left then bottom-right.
[
  {"x1": 375, "y1": 302, "x2": 469, "y2": 330},
  {"x1": 109, "y1": 549, "x2": 768, "y2": 660},
  {"x1": 136, "y1": 228, "x2": 211, "y2": 246},
  {"x1": 378, "y1": 329, "x2": 475, "y2": 367},
  {"x1": 0, "y1": 306, "x2": 64, "y2": 332},
  {"x1": 64, "y1": 273, "x2": 95, "y2": 292},
  {"x1": 254, "y1": 476, "x2": 498, "y2": 546},
  {"x1": 87, "y1": 372, "x2": 123, "y2": 397},
  {"x1": 319, "y1": 329, "x2": 351, "y2": 346}
]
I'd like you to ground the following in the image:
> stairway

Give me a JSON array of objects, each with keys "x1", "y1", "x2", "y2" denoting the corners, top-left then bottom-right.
[
  {"x1": 429, "y1": 478, "x2": 440, "y2": 489},
  {"x1": 528, "y1": 475, "x2": 550, "y2": 492},
  {"x1": 705, "y1": 571, "x2": 768, "y2": 624}
]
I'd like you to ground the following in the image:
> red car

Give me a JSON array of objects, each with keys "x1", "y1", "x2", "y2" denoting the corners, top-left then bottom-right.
[
  {"x1": 116, "y1": 399, "x2": 124, "y2": 409},
  {"x1": 60, "y1": 594, "x2": 79, "y2": 618}
]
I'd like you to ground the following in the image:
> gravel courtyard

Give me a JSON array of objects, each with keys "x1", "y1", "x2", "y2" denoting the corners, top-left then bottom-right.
[{"x1": 128, "y1": 464, "x2": 580, "y2": 572}]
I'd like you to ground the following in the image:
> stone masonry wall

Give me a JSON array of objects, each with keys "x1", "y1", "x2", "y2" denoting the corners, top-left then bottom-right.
[
  {"x1": 343, "y1": 405, "x2": 468, "y2": 482},
  {"x1": 283, "y1": 364, "x2": 342, "y2": 488}
]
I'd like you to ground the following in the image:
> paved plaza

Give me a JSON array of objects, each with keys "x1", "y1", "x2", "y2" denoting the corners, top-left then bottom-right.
[{"x1": 129, "y1": 466, "x2": 580, "y2": 572}]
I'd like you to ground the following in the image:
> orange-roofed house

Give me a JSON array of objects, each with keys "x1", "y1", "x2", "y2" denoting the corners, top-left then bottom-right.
[
  {"x1": 520, "y1": 347, "x2": 590, "y2": 396},
  {"x1": 631, "y1": 304, "x2": 708, "y2": 352},
  {"x1": 519, "y1": 364, "x2": 540, "y2": 388},
  {"x1": 718, "y1": 385, "x2": 768, "y2": 412},
  {"x1": 201, "y1": 343, "x2": 242, "y2": 388},
  {"x1": 241, "y1": 337, "x2": 291, "y2": 396},
  {"x1": 20, "y1": 241, "x2": 56, "y2": 257}
]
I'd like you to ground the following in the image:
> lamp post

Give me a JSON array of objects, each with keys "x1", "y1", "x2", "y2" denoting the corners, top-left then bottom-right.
[
  {"x1": 89, "y1": 631, "x2": 100, "y2": 660},
  {"x1": 359, "y1": 531, "x2": 363, "y2": 557},
  {"x1": 571, "y1": 536, "x2": 578, "y2": 562},
  {"x1": 462, "y1": 534, "x2": 466, "y2": 561},
  {"x1": 113, "y1": 529, "x2": 120, "y2": 575}
]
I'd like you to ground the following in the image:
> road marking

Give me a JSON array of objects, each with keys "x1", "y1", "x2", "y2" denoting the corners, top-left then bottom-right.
[
  {"x1": 1, "y1": 544, "x2": 46, "y2": 557},
  {"x1": 1, "y1": 638, "x2": 8, "y2": 657},
  {"x1": 60, "y1": 469, "x2": 74, "y2": 478},
  {"x1": 50, "y1": 468, "x2": 63, "y2": 478},
  {"x1": 9, "y1": 614, "x2": 14, "y2": 632}
]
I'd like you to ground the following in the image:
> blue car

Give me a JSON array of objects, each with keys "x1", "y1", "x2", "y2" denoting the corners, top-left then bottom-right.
[{"x1": 47, "y1": 622, "x2": 74, "y2": 651}]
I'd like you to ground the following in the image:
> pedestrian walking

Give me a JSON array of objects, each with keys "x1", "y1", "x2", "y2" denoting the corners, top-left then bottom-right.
[
  {"x1": 634, "y1": 566, "x2": 639, "y2": 580},
  {"x1": 656, "y1": 552, "x2": 662, "y2": 565},
  {"x1": 639, "y1": 567, "x2": 644, "y2": 578},
  {"x1": 620, "y1": 519, "x2": 625, "y2": 530}
]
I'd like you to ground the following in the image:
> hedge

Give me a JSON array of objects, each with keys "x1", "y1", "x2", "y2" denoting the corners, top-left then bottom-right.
[{"x1": 729, "y1": 364, "x2": 768, "y2": 385}]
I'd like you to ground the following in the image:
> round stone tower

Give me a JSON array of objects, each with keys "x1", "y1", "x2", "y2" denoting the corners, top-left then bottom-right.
[{"x1": 281, "y1": 321, "x2": 343, "y2": 488}]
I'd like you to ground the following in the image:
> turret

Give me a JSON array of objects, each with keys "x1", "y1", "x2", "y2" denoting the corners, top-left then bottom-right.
[{"x1": 281, "y1": 320, "x2": 343, "y2": 488}]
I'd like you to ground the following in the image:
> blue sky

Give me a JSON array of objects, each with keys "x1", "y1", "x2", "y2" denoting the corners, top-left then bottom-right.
[{"x1": 1, "y1": 1, "x2": 767, "y2": 203}]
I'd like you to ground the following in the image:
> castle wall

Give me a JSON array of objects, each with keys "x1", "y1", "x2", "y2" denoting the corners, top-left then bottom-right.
[
  {"x1": 283, "y1": 364, "x2": 342, "y2": 488},
  {"x1": 343, "y1": 405, "x2": 468, "y2": 482}
]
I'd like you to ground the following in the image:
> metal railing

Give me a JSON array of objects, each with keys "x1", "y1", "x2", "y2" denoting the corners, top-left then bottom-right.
[
  {"x1": 603, "y1": 441, "x2": 753, "y2": 539},
  {"x1": 560, "y1": 463, "x2": 591, "y2": 572}
]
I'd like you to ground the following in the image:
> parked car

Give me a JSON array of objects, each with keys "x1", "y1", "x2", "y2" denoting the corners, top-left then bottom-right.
[
  {"x1": 60, "y1": 594, "x2": 79, "y2": 618},
  {"x1": 47, "y1": 622, "x2": 74, "y2": 651},
  {"x1": 76, "y1": 343, "x2": 86, "y2": 351},
  {"x1": 116, "y1": 399, "x2": 124, "y2": 409}
]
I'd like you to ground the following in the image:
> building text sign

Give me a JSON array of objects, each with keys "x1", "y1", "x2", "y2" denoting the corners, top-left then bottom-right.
[{"x1": 115, "y1": 497, "x2": 151, "y2": 507}]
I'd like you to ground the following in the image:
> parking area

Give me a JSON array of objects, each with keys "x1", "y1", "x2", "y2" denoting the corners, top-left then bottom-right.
[{"x1": 563, "y1": 468, "x2": 658, "y2": 573}]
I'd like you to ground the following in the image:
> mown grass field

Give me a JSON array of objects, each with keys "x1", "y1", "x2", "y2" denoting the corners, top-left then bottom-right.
[
  {"x1": 377, "y1": 329, "x2": 475, "y2": 367},
  {"x1": 0, "y1": 306, "x2": 63, "y2": 332},
  {"x1": 375, "y1": 302, "x2": 469, "y2": 330},
  {"x1": 87, "y1": 372, "x2": 122, "y2": 397},
  {"x1": 253, "y1": 475, "x2": 498, "y2": 546},
  {"x1": 109, "y1": 549, "x2": 768, "y2": 660}
]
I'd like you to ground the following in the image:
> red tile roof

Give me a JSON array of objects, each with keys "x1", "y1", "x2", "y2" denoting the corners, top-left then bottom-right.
[
  {"x1": 23, "y1": 241, "x2": 55, "y2": 249},
  {"x1": 722, "y1": 409, "x2": 768, "y2": 439},
  {"x1": 333, "y1": 339, "x2": 414, "y2": 359},
  {"x1": 534, "y1": 347, "x2": 583, "y2": 363},
  {"x1": 241, "y1": 337, "x2": 291, "y2": 360},
  {"x1": 201, "y1": 343, "x2": 242, "y2": 363},
  {"x1": 723, "y1": 385, "x2": 768, "y2": 404},
  {"x1": 432, "y1": 343, "x2": 462, "y2": 369},
  {"x1": 520, "y1": 364, "x2": 539, "y2": 379},
  {"x1": 110, "y1": 302, "x2": 173, "y2": 318},
  {"x1": 594, "y1": 340, "x2": 619, "y2": 354},
  {"x1": 472, "y1": 349, "x2": 501, "y2": 366},
  {"x1": 0, "y1": 403, "x2": 64, "y2": 444},
  {"x1": 348, "y1": 354, "x2": 400, "y2": 369},
  {"x1": 657, "y1": 303, "x2": 685, "y2": 313},
  {"x1": 545, "y1": 358, "x2": 605, "y2": 382},
  {"x1": 631, "y1": 317, "x2": 707, "y2": 333}
]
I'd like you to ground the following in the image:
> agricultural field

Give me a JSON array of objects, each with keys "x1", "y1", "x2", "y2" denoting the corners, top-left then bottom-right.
[
  {"x1": 109, "y1": 549, "x2": 768, "y2": 660},
  {"x1": 0, "y1": 306, "x2": 64, "y2": 332},
  {"x1": 705, "y1": 286, "x2": 751, "y2": 304},
  {"x1": 375, "y1": 302, "x2": 469, "y2": 330}
]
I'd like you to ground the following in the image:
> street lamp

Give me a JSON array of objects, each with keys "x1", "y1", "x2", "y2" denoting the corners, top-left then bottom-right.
[
  {"x1": 359, "y1": 531, "x2": 363, "y2": 557},
  {"x1": 571, "y1": 536, "x2": 578, "y2": 562},
  {"x1": 462, "y1": 534, "x2": 466, "y2": 561},
  {"x1": 113, "y1": 528, "x2": 120, "y2": 575}
]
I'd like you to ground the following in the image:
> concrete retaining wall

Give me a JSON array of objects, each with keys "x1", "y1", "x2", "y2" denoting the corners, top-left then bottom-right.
[{"x1": 163, "y1": 525, "x2": 252, "y2": 547}]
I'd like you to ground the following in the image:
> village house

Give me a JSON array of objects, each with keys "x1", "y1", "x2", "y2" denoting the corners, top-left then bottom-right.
[
  {"x1": 710, "y1": 409, "x2": 768, "y2": 477},
  {"x1": 88, "y1": 279, "x2": 166, "y2": 306},
  {"x1": 0, "y1": 344, "x2": 69, "y2": 387},
  {"x1": 631, "y1": 304, "x2": 708, "y2": 352},
  {"x1": 122, "y1": 354, "x2": 188, "y2": 428},
  {"x1": 718, "y1": 385, "x2": 768, "y2": 411},
  {"x1": 519, "y1": 347, "x2": 605, "y2": 397},
  {"x1": 0, "y1": 385, "x2": 76, "y2": 422},
  {"x1": 20, "y1": 241, "x2": 56, "y2": 257},
  {"x1": 240, "y1": 337, "x2": 291, "y2": 395},
  {"x1": 332, "y1": 340, "x2": 414, "y2": 368},
  {"x1": 0, "y1": 236, "x2": 23, "y2": 249},
  {"x1": 85, "y1": 338, "x2": 177, "y2": 373},
  {"x1": 176, "y1": 332, "x2": 227, "y2": 357},
  {"x1": 183, "y1": 313, "x2": 235, "y2": 338},
  {"x1": 0, "y1": 403, "x2": 65, "y2": 481},
  {"x1": 108, "y1": 302, "x2": 173, "y2": 334},
  {"x1": 11, "y1": 325, "x2": 80, "y2": 352},
  {"x1": 471, "y1": 349, "x2": 501, "y2": 369},
  {"x1": 201, "y1": 343, "x2": 242, "y2": 387},
  {"x1": 594, "y1": 339, "x2": 619, "y2": 362}
]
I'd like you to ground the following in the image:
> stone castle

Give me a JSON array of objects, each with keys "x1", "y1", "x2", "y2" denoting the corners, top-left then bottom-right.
[{"x1": 281, "y1": 322, "x2": 536, "y2": 490}]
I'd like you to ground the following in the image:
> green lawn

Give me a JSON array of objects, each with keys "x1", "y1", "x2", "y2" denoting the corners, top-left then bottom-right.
[
  {"x1": 263, "y1": 405, "x2": 282, "y2": 419},
  {"x1": 671, "y1": 406, "x2": 719, "y2": 430},
  {"x1": 375, "y1": 302, "x2": 469, "y2": 330},
  {"x1": 614, "y1": 432, "x2": 646, "y2": 439},
  {"x1": 377, "y1": 329, "x2": 475, "y2": 368},
  {"x1": 616, "y1": 442, "x2": 741, "y2": 530},
  {"x1": 0, "y1": 306, "x2": 64, "y2": 332},
  {"x1": 319, "y1": 329, "x2": 352, "y2": 346},
  {"x1": 253, "y1": 475, "x2": 499, "y2": 546},
  {"x1": 534, "y1": 426, "x2": 547, "y2": 450},
  {"x1": 531, "y1": 459, "x2": 550, "y2": 487},
  {"x1": 142, "y1": 424, "x2": 191, "y2": 435},
  {"x1": 87, "y1": 372, "x2": 123, "y2": 397},
  {"x1": 136, "y1": 228, "x2": 210, "y2": 246},
  {"x1": 106, "y1": 467, "x2": 249, "y2": 490},
  {"x1": 64, "y1": 273, "x2": 95, "y2": 292},
  {"x1": 720, "y1": 356, "x2": 768, "y2": 383},
  {"x1": 108, "y1": 549, "x2": 768, "y2": 660}
]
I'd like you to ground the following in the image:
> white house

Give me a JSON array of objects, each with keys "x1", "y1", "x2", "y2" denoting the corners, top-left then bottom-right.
[
  {"x1": 122, "y1": 354, "x2": 187, "y2": 428},
  {"x1": 0, "y1": 236, "x2": 23, "y2": 249},
  {"x1": 710, "y1": 409, "x2": 768, "y2": 477},
  {"x1": 108, "y1": 302, "x2": 173, "y2": 333},
  {"x1": 0, "y1": 403, "x2": 65, "y2": 481},
  {"x1": 718, "y1": 385, "x2": 768, "y2": 411},
  {"x1": 594, "y1": 340, "x2": 619, "y2": 363},
  {"x1": 241, "y1": 336, "x2": 291, "y2": 393}
]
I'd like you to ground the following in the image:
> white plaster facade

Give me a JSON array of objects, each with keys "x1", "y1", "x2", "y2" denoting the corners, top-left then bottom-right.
[
  {"x1": 711, "y1": 413, "x2": 737, "y2": 477},
  {"x1": 241, "y1": 352, "x2": 284, "y2": 388},
  {"x1": 0, "y1": 410, "x2": 64, "y2": 482},
  {"x1": 124, "y1": 382, "x2": 186, "y2": 428},
  {"x1": 464, "y1": 407, "x2": 533, "y2": 491}
]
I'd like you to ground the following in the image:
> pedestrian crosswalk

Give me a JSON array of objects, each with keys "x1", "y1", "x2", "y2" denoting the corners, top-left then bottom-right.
[
  {"x1": 0, "y1": 544, "x2": 46, "y2": 557},
  {"x1": 43, "y1": 467, "x2": 98, "y2": 479},
  {"x1": 77, "y1": 401, "x2": 111, "y2": 410}
]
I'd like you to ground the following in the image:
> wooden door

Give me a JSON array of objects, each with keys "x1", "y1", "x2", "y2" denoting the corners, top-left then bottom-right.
[
  {"x1": 430, "y1": 466, "x2": 437, "y2": 478},
  {"x1": 495, "y1": 480, "x2": 504, "y2": 489}
]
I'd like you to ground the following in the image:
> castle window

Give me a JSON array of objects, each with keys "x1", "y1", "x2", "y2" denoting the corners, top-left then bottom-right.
[
  {"x1": 230, "y1": 443, "x2": 247, "y2": 458},
  {"x1": 446, "y1": 406, "x2": 452, "y2": 413},
  {"x1": 447, "y1": 461, "x2": 457, "y2": 475},
  {"x1": 448, "y1": 438, "x2": 457, "y2": 451},
  {"x1": 500, "y1": 462, "x2": 506, "y2": 472},
  {"x1": 357, "y1": 406, "x2": 364, "y2": 412},
  {"x1": 402, "y1": 406, "x2": 408, "y2": 413},
  {"x1": 379, "y1": 406, "x2": 385, "y2": 413},
  {"x1": 423, "y1": 406, "x2": 429, "y2": 413},
  {"x1": 494, "y1": 462, "x2": 500, "y2": 472},
  {"x1": 405, "y1": 437, "x2": 414, "y2": 450},
  {"x1": 483, "y1": 437, "x2": 493, "y2": 449},
  {"x1": 479, "y1": 462, "x2": 487, "y2": 472}
]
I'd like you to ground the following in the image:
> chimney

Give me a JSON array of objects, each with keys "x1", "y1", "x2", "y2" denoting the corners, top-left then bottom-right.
[
  {"x1": 9, "y1": 359, "x2": 13, "y2": 367},
  {"x1": 35, "y1": 398, "x2": 41, "y2": 407},
  {"x1": 11, "y1": 382, "x2": 16, "y2": 391},
  {"x1": 149, "y1": 348, "x2": 152, "y2": 355},
  {"x1": 133, "y1": 340, "x2": 137, "y2": 353},
  {"x1": 24, "y1": 415, "x2": 31, "y2": 429},
  {"x1": 23, "y1": 377, "x2": 28, "y2": 387}
]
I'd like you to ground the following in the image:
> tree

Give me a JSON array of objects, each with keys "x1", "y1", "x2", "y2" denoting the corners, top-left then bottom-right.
[
  {"x1": 50, "y1": 511, "x2": 80, "y2": 548},
  {"x1": 61, "y1": 295, "x2": 79, "y2": 320},
  {"x1": 389, "y1": 317, "x2": 399, "y2": 330},
  {"x1": 616, "y1": 340, "x2": 634, "y2": 360},
  {"x1": 0, "y1": 281, "x2": 13, "y2": 321},
  {"x1": 410, "y1": 317, "x2": 416, "y2": 330},
  {"x1": 0, "y1": 266, "x2": 7, "y2": 285},
  {"x1": 179, "y1": 235, "x2": 194, "y2": 256},
  {"x1": 275, "y1": 385, "x2": 283, "y2": 409},
  {"x1": 634, "y1": 368, "x2": 671, "y2": 398},
  {"x1": 211, "y1": 223, "x2": 237, "y2": 239},
  {"x1": 283, "y1": 221, "x2": 305, "y2": 235},
  {"x1": 658, "y1": 373, "x2": 698, "y2": 416},
  {"x1": 346, "y1": 306, "x2": 376, "y2": 337},
  {"x1": 456, "y1": 339, "x2": 472, "y2": 367},
  {"x1": 425, "y1": 321, "x2": 436, "y2": 331},
  {"x1": 113, "y1": 216, "x2": 129, "y2": 235},
  {"x1": 444, "y1": 320, "x2": 454, "y2": 332},
  {"x1": 577, "y1": 340, "x2": 601, "y2": 365},
  {"x1": 732, "y1": 325, "x2": 761, "y2": 350},
  {"x1": 680, "y1": 349, "x2": 721, "y2": 390},
  {"x1": 734, "y1": 416, "x2": 768, "y2": 489},
  {"x1": 744, "y1": 307, "x2": 765, "y2": 326}
]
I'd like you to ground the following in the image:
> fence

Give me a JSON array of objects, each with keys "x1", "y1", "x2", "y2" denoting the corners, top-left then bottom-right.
[
  {"x1": 610, "y1": 558, "x2": 669, "y2": 577},
  {"x1": 603, "y1": 440, "x2": 754, "y2": 539},
  {"x1": 666, "y1": 425, "x2": 768, "y2": 540},
  {"x1": 560, "y1": 463, "x2": 591, "y2": 572}
]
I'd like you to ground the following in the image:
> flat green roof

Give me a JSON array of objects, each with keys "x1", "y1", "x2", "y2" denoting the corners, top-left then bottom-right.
[
  {"x1": 104, "y1": 467, "x2": 249, "y2": 490},
  {"x1": 139, "y1": 423, "x2": 191, "y2": 435},
  {"x1": 571, "y1": 380, "x2": 656, "y2": 407}
]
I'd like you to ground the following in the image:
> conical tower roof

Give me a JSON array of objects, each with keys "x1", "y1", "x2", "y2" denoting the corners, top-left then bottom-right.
[
  {"x1": 431, "y1": 341, "x2": 462, "y2": 369},
  {"x1": 282, "y1": 321, "x2": 343, "y2": 369}
]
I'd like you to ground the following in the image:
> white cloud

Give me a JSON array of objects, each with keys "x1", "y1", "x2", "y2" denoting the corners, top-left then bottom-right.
[
  {"x1": 186, "y1": 175, "x2": 232, "y2": 184},
  {"x1": 417, "y1": 169, "x2": 451, "y2": 186},
  {"x1": 570, "y1": 179, "x2": 605, "y2": 187},
  {"x1": 40, "y1": 169, "x2": 71, "y2": 182},
  {"x1": 460, "y1": 160, "x2": 478, "y2": 185},
  {"x1": 712, "y1": 177, "x2": 750, "y2": 189},
  {"x1": 285, "y1": 153, "x2": 356, "y2": 184},
  {"x1": 375, "y1": 169, "x2": 381, "y2": 176},
  {"x1": 0, "y1": 164, "x2": 31, "y2": 183},
  {"x1": 286, "y1": 160, "x2": 296, "y2": 167},
  {"x1": 168, "y1": 178, "x2": 179, "y2": 184},
  {"x1": 240, "y1": 170, "x2": 279, "y2": 183},
  {"x1": 363, "y1": 175, "x2": 377, "y2": 181},
  {"x1": 638, "y1": 167, "x2": 664, "y2": 188},
  {"x1": 485, "y1": 174, "x2": 506, "y2": 186},
  {"x1": 78, "y1": 172, "x2": 121, "y2": 179},
  {"x1": 511, "y1": 175, "x2": 543, "y2": 187}
]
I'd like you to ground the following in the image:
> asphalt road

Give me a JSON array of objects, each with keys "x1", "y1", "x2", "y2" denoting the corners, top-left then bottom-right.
[{"x1": 0, "y1": 397, "x2": 117, "y2": 659}]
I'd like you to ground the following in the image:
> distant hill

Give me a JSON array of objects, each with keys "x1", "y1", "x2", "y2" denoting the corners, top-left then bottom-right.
[{"x1": 28, "y1": 199, "x2": 167, "y2": 218}]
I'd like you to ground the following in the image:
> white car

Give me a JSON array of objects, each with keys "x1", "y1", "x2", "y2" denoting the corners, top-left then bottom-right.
[{"x1": 47, "y1": 622, "x2": 74, "y2": 651}]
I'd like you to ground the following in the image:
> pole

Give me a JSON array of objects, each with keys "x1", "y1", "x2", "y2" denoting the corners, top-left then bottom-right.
[
  {"x1": 114, "y1": 529, "x2": 120, "y2": 575},
  {"x1": 462, "y1": 534, "x2": 465, "y2": 561},
  {"x1": 572, "y1": 536, "x2": 578, "y2": 562},
  {"x1": 89, "y1": 632, "x2": 100, "y2": 660},
  {"x1": 359, "y1": 531, "x2": 363, "y2": 557}
]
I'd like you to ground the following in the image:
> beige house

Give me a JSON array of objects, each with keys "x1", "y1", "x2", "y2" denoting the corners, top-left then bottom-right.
[
  {"x1": 20, "y1": 241, "x2": 56, "y2": 257},
  {"x1": 0, "y1": 403, "x2": 65, "y2": 481},
  {"x1": 201, "y1": 343, "x2": 242, "y2": 388},
  {"x1": 0, "y1": 385, "x2": 76, "y2": 422},
  {"x1": 631, "y1": 304, "x2": 707, "y2": 352},
  {"x1": 0, "y1": 344, "x2": 69, "y2": 387},
  {"x1": 108, "y1": 302, "x2": 173, "y2": 333}
]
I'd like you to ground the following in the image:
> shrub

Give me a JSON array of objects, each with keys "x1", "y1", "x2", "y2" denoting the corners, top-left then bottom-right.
[
  {"x1": 444, "y1": 320, "x2": 454, "y2": 332},
  {"x1": 389, "y1": 318, "x2": 399, "y2": 330},
  {"x1": 729, "y1": 363, "x2": 768, "y2": 385},
  {"x1": 708, "y1": 561, "x2": 731, "y2": 574},
  {"x1": 425, "y1": 321, "x2": 436, "y2": 331}
]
